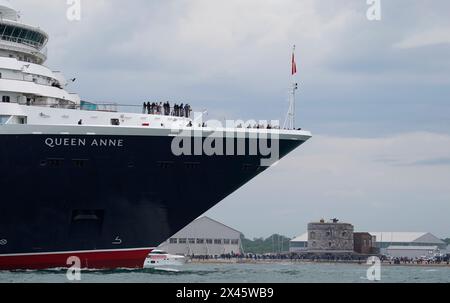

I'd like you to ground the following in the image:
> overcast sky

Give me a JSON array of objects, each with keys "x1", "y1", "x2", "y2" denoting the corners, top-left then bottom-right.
[{"x1": 13, "y1": 0, "x2": 450, "y2": 238}]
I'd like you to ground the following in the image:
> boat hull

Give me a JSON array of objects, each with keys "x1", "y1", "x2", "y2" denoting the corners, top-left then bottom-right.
[
  {"x1": 0, "y1": 133, "x2": 307, "y2": 270},
  {"x1": 0, "y1": 248, "x2": 152, "y2": 270}
]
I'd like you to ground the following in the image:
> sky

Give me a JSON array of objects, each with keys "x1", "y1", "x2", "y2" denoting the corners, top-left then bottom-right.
[{"x1": 12, "y1": 0, "x2": 450, "y2": 239}]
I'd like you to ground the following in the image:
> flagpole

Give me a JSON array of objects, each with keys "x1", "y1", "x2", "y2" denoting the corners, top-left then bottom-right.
[
  {"x1": 292, "y1": 45, "x2": 296, "y2": 129},
  {"x1": 284, "y1": 45, "x2": 298, "y2": 130}
]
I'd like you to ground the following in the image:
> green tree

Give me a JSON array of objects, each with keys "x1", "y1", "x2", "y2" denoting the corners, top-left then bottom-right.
[{"x1": 241, "y1": 234, "x2": 292, "y2": 254}]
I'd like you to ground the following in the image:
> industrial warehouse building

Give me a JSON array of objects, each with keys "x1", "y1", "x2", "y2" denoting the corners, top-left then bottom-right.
[
  {"x1": 158, "y1": 217, "x2": 243, "y2": 256},
  {"x1": 369, "y1": 232, "x2": 447, "y2": 255}
]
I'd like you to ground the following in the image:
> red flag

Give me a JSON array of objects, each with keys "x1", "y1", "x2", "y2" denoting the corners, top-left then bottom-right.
[{"x1": 291, "y1": 52, "x2": 297, "y2": 75}]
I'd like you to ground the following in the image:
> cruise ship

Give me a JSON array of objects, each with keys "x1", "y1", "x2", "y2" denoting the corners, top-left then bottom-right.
[{"x1": 0, "y1": 1, "x2": 311, "y2": 270}]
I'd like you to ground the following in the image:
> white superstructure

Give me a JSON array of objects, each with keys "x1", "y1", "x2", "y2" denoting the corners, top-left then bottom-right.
[
  {"x1": 0, "y1": 1, "x2": 196, "y2": 130},
  {"x1": 0, "y1": 0, "x2": 312, "y2": 140}
]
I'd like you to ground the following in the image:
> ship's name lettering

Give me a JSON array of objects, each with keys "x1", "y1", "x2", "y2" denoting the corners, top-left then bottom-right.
[{"x1": 45, "y1": 138, "x2": 124, "y2": 148}]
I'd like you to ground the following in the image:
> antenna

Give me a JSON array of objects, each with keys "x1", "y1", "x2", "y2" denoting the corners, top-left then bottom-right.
[{"x1": 283, "y1": 45, "x2": 299, "y2": 130}]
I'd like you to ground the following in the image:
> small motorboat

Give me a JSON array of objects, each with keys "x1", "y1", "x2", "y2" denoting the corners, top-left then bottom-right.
[{"x1": 144, "y1": 250, "x2": 186, "y2": 268}]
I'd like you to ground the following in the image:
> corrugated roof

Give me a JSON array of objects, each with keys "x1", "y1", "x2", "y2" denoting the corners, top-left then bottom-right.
[
  {"x1": 291, "y1": 232, "x2": 308, "y2": 242},
  {"x1": 369, "y1": 232, "x2": 444, "y2": 244},
  {"x1": 387, "y1": 246, "x2": 439, "y2": 250},
  {"x1": 196, "y1": 216, "x2": 243, "y2": 235}
]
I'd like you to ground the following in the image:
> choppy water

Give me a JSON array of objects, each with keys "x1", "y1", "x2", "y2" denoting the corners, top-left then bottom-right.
[{"x1": 1, "y1": 263, "x2": 449, "y2": 283}]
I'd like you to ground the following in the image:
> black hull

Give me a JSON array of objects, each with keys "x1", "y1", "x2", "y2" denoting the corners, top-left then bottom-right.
[{"x1": 0, "y1": 134, "x2": 305, "y2": 269}]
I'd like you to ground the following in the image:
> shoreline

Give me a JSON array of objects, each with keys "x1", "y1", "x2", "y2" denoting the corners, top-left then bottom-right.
[{"x1": 189, "y1": 259, "x2": 450, "y2": 268}]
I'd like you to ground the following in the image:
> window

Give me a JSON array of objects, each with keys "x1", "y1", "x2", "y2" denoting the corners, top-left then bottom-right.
[
  {"x1": 329, "y1": 242, "x2": 332, "y2": 247},
  {"x1": 4, "y1": 25, "x2": 13, "y2": 37},
  {"x1": 157, "y1": 161, "x2": 174, "y2": 169},
  {"x1": 2, "y1": 96, "x2": 10, "y2": 103},
  {"x1": 178, "y1": 238, "x2": 187, "y2": 244},
  {"x1": 0, "y1": 115, "x2": 11, "y2": 125},
  {"x1": 46, "y1": 158, "x2": 64, "y2": 168},
  {"x1": 73, "y1": 159, "x2": 88, "y2": 168},
  {"x1": 111, "y1": 118, "x2": 120, "y2": 126},
  {"x1": 310, "y1": 232, "x2": 316, "y2": 240},
  {"x1": 214, "y1": 239, "x2": 222, "y2": 245},
  {"x1": 189, "y1": 238, "x2": 195, "y2": 244},
  {"x1": 18, "y1": 116, "x2": 27, "y2": 125},
  {"x1": 224, "y1": 239, "x2": 230, "y2": 245},
  {"x1": 169, "y1": 238, "x2": 177, "y2": 244},
  {"x1": 196, "y1": 239, "x2": 204, "y2": 244},
  {"x1": 231, "y1": 239, "x2": 239, "y2": 245},
  {"x1": 184, "y1": 162, "x2": 200, "y2": 169},
  {"x1": 206, "y1": 239, "x2": 213, "y2": 244}
]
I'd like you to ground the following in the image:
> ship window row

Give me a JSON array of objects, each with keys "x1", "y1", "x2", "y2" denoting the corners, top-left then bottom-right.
[
  {"x1": 0, "y1": 70, "x2": 56, "y2": 87},
  {"x1": 157, "y1": 161, "x2": 201, "y2": 169},
  {"x1": 40, "y1": 158, "x2": 89, "y2": 168},
  {"x1": 0, "y1": 24, "x2": 47, "y2": 48},
  {"x1": 169, "y1": 238, "x2": 239, "y2": 245}
]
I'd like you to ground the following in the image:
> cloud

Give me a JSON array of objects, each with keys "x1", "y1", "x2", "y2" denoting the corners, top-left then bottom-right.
[
  {"x1": 408, "y1": 158, "x2": 450, "y2": 167},
  {"x1": 393, "y1": 29, "x2": 450, "y2": 49}
]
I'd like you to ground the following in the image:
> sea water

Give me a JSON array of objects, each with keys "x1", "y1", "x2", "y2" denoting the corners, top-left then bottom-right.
[{"x1": 1, "y1": 263, "x2": 449, "y2": 283}]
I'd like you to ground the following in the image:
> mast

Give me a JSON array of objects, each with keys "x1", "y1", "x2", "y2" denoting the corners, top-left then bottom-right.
[{"x1": 283, "y1": 45, "x2": 299, "y2": 130}]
